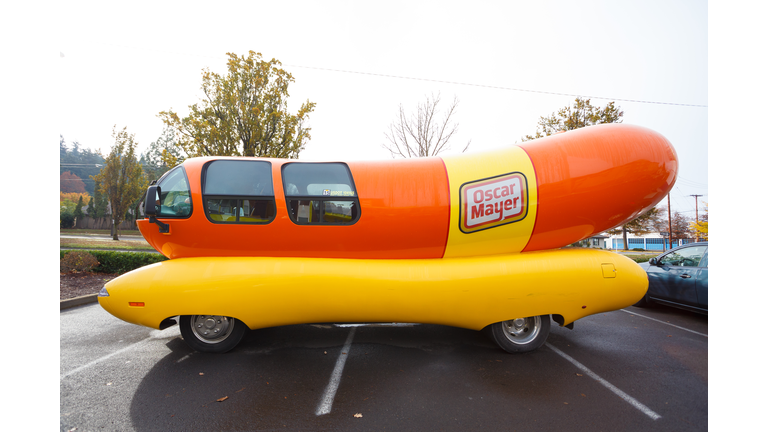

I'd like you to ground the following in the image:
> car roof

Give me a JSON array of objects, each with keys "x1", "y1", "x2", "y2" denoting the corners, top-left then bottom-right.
[{"x1": 662, "y1": 242, "x2": 707, "y2": 253}]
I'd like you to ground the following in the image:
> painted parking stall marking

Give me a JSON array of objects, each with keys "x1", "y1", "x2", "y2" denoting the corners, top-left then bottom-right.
[
  {"x1": 61, "y1": 338, "x2": 151, "y2": 380},
  {"x1": 315, "y1": 327, "x2": 357, "y2": 416},
  {"x1": 546, "y1": 343, "x2": 661, "y2": 420},
  {"x1": 621, "y1": 309, "x2": 707, "y2": 337}
]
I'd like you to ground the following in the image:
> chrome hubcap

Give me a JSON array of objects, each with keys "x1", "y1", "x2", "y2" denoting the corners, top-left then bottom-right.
[
  {"x1": 501, "y1": 316, "x2": 541, "y2": 345},
  {"x1": 190, "y1": 315, "x2": 235, "y2": 344}
]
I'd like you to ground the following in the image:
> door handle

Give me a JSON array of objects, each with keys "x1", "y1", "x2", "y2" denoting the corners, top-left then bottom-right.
[{"x1": 680, "y1": 274, "x2": 692, "y2": 279}]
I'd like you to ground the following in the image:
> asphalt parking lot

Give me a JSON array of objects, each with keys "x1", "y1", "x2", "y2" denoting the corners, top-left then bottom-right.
[{"x1": 60, "y1": 303, "x2": 707, "y2": 431}]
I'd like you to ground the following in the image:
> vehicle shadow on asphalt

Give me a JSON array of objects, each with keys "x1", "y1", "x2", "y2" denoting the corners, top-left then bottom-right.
[{"x1": 127, "y1": 324, "x2": 569, "y2": 431}]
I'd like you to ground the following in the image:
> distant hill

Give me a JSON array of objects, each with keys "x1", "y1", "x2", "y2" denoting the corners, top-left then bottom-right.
[{"x1": 60, "y1": 135, "x2": 105, "y2": 195}]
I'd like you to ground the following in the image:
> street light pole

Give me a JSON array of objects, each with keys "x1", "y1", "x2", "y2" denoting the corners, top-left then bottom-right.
[
  {"x1": 690, "y1": 194, "x2": 703, "y2": 242},
  {"x1": 667, "y1": 194, "x2": 673, "y2": 250}
]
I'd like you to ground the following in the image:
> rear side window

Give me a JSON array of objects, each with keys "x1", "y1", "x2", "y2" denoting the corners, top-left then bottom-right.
[
  {"x1": 155, "y1": 166, "x2": 192, "y2": 218},
  {"x1": 203, "y1": 160, "x2": 275, "y2": 224},
  {"x1": 282, "y1": 162, "x2": 360, "y2": 225}
]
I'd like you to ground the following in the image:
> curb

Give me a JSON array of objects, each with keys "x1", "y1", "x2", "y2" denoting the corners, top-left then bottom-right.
[{"x1": 61, "y1": 294, "x2": 99, "y2": 310}]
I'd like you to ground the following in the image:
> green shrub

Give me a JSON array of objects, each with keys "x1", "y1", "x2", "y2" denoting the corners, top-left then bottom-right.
[
  {"x1": 60, "y1": 250, "x2": 100, "y2": 273},
  {"x1": 631, "y1": 255, "x2": 655, "y2": 263},
  {"x1": 59, "y1": 250, "x2": 167, "y2": 274},
  {"x1": 631, "y1": 248, "x2": 645, "y2": 252},
  {"x1": 60, "y1": 211, "x2": 75, "y2": 229}
]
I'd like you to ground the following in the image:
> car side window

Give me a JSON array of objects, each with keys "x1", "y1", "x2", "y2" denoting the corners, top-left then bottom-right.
[
  {"x1": 155, "y1": 166, "x2": 192, "y2": 218},
  {"x1": 658, "y1": 245, "x2": 708, "y2": 267},
  {"x1": 202, "y1": 160, "x2": 276, "y2": 224},
  {"x1": 282, "y1": 162, "x2": 360, "y2": 225}
]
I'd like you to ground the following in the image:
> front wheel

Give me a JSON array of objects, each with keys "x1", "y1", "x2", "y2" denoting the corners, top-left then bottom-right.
[
  {"x1": 633, "y1": 291, "x2": 653, "y2": 308},
  {"x1": 490, "y1": 315, "x2": 551, "y2": 353},
  {"x1": 179, "y1": 315, "x2": 247, "y2": 353}
]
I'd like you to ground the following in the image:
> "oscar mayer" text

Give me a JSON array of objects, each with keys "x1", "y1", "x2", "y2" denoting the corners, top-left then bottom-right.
[{"x1": 461, "y1": 173, "x2": 527, "y2": 232}]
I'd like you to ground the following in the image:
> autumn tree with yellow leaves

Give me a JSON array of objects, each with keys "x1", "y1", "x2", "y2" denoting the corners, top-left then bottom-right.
[
  {"x1": 520, "y1": 97, "x2": 623, "y2": 142},
  {"x1": 690, "y1": 202, "x2": 708, "y2": 241},
  {"x1": 159, "y1": 51, "x2": 316, "y2": 163},
  {"x1": 92, "y1": 127, "x2": 148, "y2": 240}
]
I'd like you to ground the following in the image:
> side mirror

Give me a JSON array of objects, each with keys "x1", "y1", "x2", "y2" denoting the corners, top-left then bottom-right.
[
  {"x1": 648, "y1": 257, "x2": 658, "y2": 266},
  {"x1": 144, "y1": 186, "x2": 160, "y2": 217},
  {"x1": 144, "y1": 185, "x2": 169, "y2": 233}
]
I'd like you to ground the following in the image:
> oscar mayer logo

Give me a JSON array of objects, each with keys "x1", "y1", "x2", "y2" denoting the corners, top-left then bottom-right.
[{"x1": 460, "y1": 172, "x2": 528, "y2": 233}]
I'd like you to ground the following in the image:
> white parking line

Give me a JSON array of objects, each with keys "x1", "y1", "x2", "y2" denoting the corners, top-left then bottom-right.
[
  {"x1": 621, "y1": 309, "x2": 708, "y2": 337},
  {"x1": 60, "y1": 327, "x2": 179, "y2": 379},
  {"x1": 315, "y1": 327, "x2": 357, "y2": 416},
  {"x1": 176, "y1": 353, "x2": 194, "y2": 363},
  {"x1": 334, "y1": 323, "x2": 419, "y2": 327},
  {"x1": 60, "y1": 338, "x2": 150, "y2": 380},
  {"x1": 546, "y1": 343, "x2": 662, "y2": 421}
]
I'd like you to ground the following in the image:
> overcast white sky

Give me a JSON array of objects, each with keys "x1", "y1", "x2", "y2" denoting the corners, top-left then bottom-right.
[{"x1": 54, "y1": 0, "x2": 709, "y2": 218}]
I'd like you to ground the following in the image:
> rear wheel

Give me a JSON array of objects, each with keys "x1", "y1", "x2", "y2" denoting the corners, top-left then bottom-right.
[
  {"x1": 490, "y1": 315, "x2": 551, "y2": 353},
  {"x1": 179, "y1": 315, "x2": 246, "y2": 353}
]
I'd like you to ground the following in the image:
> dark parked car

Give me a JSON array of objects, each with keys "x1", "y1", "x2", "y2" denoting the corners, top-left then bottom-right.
[{"x1": 634, "y1": 242, "x2": 708, "y2": 314}]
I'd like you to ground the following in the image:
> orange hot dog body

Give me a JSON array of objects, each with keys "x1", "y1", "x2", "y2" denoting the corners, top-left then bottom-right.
[
  {"x1": 518, "y1": 123, "x2": 678, "y2": 252},
  {"x1": 138, "y1": 124, "x2": 677, "y2": 259}
]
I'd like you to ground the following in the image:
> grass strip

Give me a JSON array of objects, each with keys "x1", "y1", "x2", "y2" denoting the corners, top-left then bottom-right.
[
  {"x1": 60, "y1": 238, "x2": 154, "y2": 252},
  {"x1": 60, "y1": 229, "x2": 142, "y2": 236}
]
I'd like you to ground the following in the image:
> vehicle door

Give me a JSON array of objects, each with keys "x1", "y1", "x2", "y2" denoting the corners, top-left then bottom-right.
[
  {"x1": 694, "y1": 250, "x2": 708, "y2": 309},
  {"x1": 647, "y1": 244, "x2": 708, "y2": 307}
]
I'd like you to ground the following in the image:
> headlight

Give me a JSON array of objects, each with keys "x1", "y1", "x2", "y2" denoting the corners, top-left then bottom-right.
[{"x1": 98, "y1": 286, "x2": 109, "y2": 297}]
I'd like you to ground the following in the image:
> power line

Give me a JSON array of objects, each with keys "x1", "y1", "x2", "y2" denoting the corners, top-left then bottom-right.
[
  {"x1": 676, "y1": 175, "x2": 708, "y2": 188},
  {"x1": 77, "y1": 42, "x2": 708, "y2": 108},
  {"x1": 672, "y1": 187, "x2": 691, "y2": 211},
  {"x1": 675, "y1": 182, "x2": 708, "y2": 190},
  {"x1": 284, "y1": 64, "x2": 708, "y2": 108},
  {"x1": 678, "y1": 175, "x2": 707, "y2": 184}
]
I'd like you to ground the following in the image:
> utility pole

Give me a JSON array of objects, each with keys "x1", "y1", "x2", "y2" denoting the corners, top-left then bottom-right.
[
  {"x1": 667, "y1": 194, "x2": 673, "y2": 251},
  {"x1": 690, "y1": 194, "x2": 703, "y2": 242}
]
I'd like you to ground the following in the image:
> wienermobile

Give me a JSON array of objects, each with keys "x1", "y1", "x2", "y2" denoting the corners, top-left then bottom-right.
[{"x1": 98, "y1": 123, "x2": 678, "y2": 354}]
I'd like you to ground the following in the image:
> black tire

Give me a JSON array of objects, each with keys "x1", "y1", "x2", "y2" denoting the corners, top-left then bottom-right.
[
  {"x1": 179, "y1": 315, "x2": 247, "y2": 353},
  {"x1": 633, "y1": 291, "x2": 653, "y2": 308},
  {"x1": 490, "y1": 315, "x2": 551, "y2": 353}
]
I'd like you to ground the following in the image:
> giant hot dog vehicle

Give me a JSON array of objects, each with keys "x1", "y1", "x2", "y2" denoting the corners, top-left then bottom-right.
[{"x1": 98, "y1": 123, "x2": 678, "y2": 353}]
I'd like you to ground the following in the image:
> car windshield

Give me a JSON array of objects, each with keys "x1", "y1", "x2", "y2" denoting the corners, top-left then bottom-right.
[{"x1": 658, "y1": 245, "x2": 707, "y2": 267}]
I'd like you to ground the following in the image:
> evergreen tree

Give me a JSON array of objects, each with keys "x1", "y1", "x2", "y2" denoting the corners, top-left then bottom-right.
[
  {"x1": 59, "y1": 135, "x2": 105, "y2": 195},
  {"x1": 94, "y1": 185, "x2": 109, "y2": 229},
  {"x1": 88, "y1": 197, "x2": 96, "y2": 222},
  {"x1": 74, "y1": 196, "x2": 85, "y2": 227}
]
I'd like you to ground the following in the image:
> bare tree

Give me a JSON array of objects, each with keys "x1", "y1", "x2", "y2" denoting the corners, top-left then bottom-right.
[{"x1": 383, "y1": 93, "x2": 471, "y2": 158}]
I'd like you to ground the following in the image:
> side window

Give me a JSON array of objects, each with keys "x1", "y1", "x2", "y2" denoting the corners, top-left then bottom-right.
[
  {"x1": 659, "y1": 245, "x2": 708, "y2": 267},
  {"x1": 156, "y1": 166, "x2": 192, "y2": 218},
  {"x1": 203, "y1": 160, "x2": 275, "y2": 224},
  {"x1": 282, "y1": 162, "x2": 360, "y2": 225}
]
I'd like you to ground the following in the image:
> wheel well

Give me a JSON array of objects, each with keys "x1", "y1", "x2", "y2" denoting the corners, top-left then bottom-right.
[
  {"x1": 551, "y1": 314, "x2": 574, "y2": 330},
  {"x1": 159, "y1": 316, "x2": 178, "y2": 330}
]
